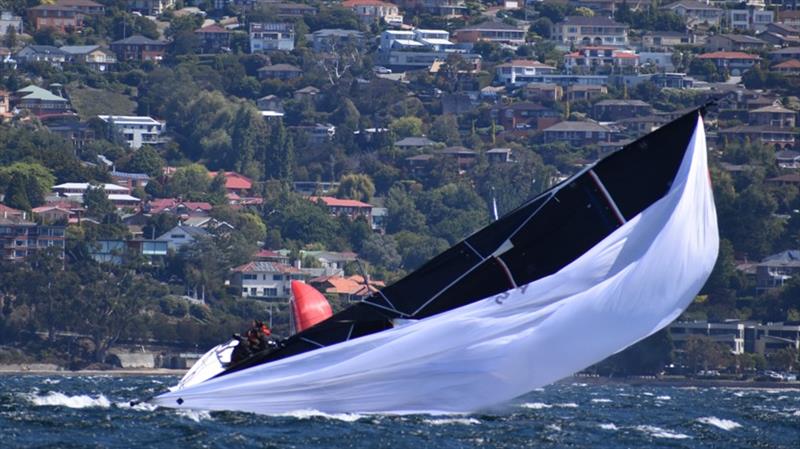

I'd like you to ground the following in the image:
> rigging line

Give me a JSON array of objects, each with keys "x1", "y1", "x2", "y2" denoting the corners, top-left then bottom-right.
[
  {"x1": 411, "y1": 191, "x2": 555, "y2": 317},
  {"x1": 299, "y1": 337, "x2": 325, "y2": 348},
  {"x1": 588, "y1": 170, "x2": 627, "y2": 225},
  {"x1": 463, "y1": 240, "x2": 485, "y2": 260},
  {"x1": 361, "y1": 298, "x2": 412, "y2": 317},
  {"x1": 346, "y1": 323, "x2": 354, "y2": 341}
]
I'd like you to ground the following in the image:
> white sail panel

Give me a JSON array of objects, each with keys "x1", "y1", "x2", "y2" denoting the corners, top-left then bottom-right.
[{"x1": 153, "y1": 115, "x2": 717, "y2": 415}]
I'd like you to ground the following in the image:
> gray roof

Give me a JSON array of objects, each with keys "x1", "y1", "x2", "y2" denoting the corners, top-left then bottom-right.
[
  {"x1": 771, "y1": 46, "x2": 800, "y2": 55},
  {"x1": 60, "y1": 45, "x2": 100, "y2": 55},
  {"x1": 595, "y1": 99, "x2": 651, "y2": 107},
  {"x1": 459, "y1": 21, "x2": 522, "y2": 31},
  {"x1": 112, "y1": 35, "x2": 165, "y2": 46},
  {"x1": 544, "y1": 121, "x2": 610, "y2": 132},
  {"x1": 312, "y1": 28, "x2": 364, "y2": 38},
  {"x1": 20, "y1": 45, "x2": 64, "y2": 55},
  {"x1": 714, "y1": 34, "x2": 766, "y2": 44},
  {"x1": 17, "y1": 85, "x2": 68, "y2": 102},
  {"x1": 661, "y1": 0, "x2": 721, "y2": 11},
  {"x1": 395, "y1": 136, "x2": 438, "y2": 147},
  {"x1": 762, "y1": 250, "x2": 800, "y2": 263},
  {"x1": 258, "y1": 63, "x2": 301, "y2": 72}
]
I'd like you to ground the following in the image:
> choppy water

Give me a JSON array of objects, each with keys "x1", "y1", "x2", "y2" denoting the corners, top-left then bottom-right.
[{"x1": 1, "y1": 375, "x2": 798, "y2": 448}]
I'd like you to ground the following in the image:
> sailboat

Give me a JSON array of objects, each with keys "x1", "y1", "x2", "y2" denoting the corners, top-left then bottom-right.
[{"x1": 151, "y1": 108, "x2": 719, "y2": 414}]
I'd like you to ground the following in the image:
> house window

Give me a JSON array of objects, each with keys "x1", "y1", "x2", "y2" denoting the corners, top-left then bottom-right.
[
  {"x1": 243, "y1": 274, "x2": 258, "y2": 280},
  {"x1": 273, "y1": 274, "x2": 283, "y2": 280},
  {"x1": 250, "y1": 287, "x2": 257, "y2": 296},
  {"x1": 264, "y1": 288, "x2": 278, "y2": 297},
  {"x1": 171, "y1": 234, "x2": 184, "y2": 239}
]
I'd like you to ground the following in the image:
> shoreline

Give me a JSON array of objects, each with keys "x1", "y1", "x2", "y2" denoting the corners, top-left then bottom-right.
[{"x1": 2, "y1": 365, "x2": 798, "y2": 389}]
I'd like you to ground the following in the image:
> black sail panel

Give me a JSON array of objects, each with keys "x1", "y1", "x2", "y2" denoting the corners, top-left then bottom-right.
[{"x1": 216, "y1": 109, "x2": 704, "y2": 377}]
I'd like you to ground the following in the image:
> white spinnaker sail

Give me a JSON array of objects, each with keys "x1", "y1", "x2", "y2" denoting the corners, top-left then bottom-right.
[{"x1": 154, "y1": 116, "x2": 718, "y2": 415}]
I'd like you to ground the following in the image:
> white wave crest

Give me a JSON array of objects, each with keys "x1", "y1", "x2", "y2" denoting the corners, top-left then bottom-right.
[
  {"x1": 116, "y1": 401, "x2": 158, "y2": 412},
  {"x1": 546, "y1": 424, "x2": 561, "y2": 432},
  {"x1": 591, "y1": 398, "x2": 612, "y2": 403},
  {"x1": 521, "y1": 402, "x2": 552, "y2": 409},
  {"x1": 793, "y1": 410, "x2": 800, "y2": 417},
  {"x1": 599, "y1": 423, "x2": 618, "y2": 431},
  {"x1": 24, "y1": 391, "x2": 111, "y2": 409},
  {"x1": 635, "y1": 425, "x2": 692, "y2": 440},
  {"x1": 656, "y1": 396, "x2": 671, "y2": 401},
  {"x1": 424, "y1": 418, "x2": 480, "y2": 426},
  {"x1": 555, "y1": 402, "x2": 578, "y2": 408},
  {"x1": 42, "y1": 378, "x2": 60, "y2": 385},
  {"x1": 176, "y1": 409, "x2": 213, "y2": 422},
  {"x1": 278, "y1": 410, "x2": 364, "y2": 422},
  {"x1": 696, "y1": 416, "x2": 742, "y2": 431}
]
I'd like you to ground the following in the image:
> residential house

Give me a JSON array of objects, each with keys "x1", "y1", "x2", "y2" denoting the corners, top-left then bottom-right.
[
  {"x1": 293, "y1": 181, "x2": 339, "y2": 196},
  {"x1": 495, "y1": 59, "x2": 556, "y2": 86},
  {"x1": 60, "y1": 45, "x2": 116, "y2": 71},
  {"x1": 0, "y1": 89, "x2": 10, "y2": 120},
  {"x1": 15, "y1": 85, "x2": 70, "y2": 117},
  {"x1": 592, "y1": 99, "x2": 653, "y2": 121},
  {"x1": 309, "y1": 274, "x2": 383, "y2": 302},
  {"x1": 386, "y1": 50, "x2": 481, "y2": 71},
  {"x1": 776, "y1": 149, "x2": 800, "y2": 169},
  {"x1": 696, "y1": 51, "x2": 760, "y2": 75},
  {"x1": 156, "y1": 225, "x2": 210, "y2": 251},
  {"x1": 98, "y1": 115, "x2": 167, "y2": 149},
  {"x1": 15, "y1": 45, "x2": 67, "y2": 67},
  {"x1": 290, "y1": 123, "x2": 336, "y2": 144},
  {"x1": 640, "y1": 31, "x2": 696, "y2": 51},
  {"x1": 208, "y1": 171, "x2": 253, "y2": 195},
  {"x1": 394, "y1": 136, "x2": 439, "y2": 151},
  {"x1": 727, "y1": 8, "x2": 774, "y2": 32},
  {"x1": 110, "y1": 170, "x2": 150, "y2": 190},
  {"x1": 670, "y1": 320, "x2": 800, "y2": 355},
  {"x1": 778, "y1": 9, "x2": 800, "y2": 27},
  {"x1": 46, "y1": 121, "x2": 95, "y2": 148},
  {"x1": 55, "y1": 0, "x2": 104, "y2": 15},
  {"x1": 195, "y1": 24, "x2": 232, "y2": 53},
  {"x1": 270, "y1": 2, "x2": 318, "y2": 19},
  {"x1": 773, "y1": 58, "x2": 800, "y2": 74},
  {"x1": 311, "y1": 29, "x2": 366, "y2": 52},
  {"x1": 564, "y1": 46, "x2": 638, "y2": 74},
  {"x1": 256, "y1": 94, "x2": 284, "y2": 112},
  {"x1": 128, "y1": 0, "x2": 175, "y2": 15},
  {"x1": 300, "y1": 250, "x2": 359, "y2": 275},
  {"x1": 35, "y1": 200, "x2": 85, "y2": 224},
  {"x1": 756, "y1": 250, "x2": 800, "y2": 291},
  {"x1": 490, "y1": 102, "x2": 561, "y2": 130},
  {"x1": 770, "y1": 46, "x2": 800, "y2": 62},
  {"x1": 257, "y1": 63, "x2": 302, "y2": 80},
  {"x1": 231, "y1": 261, "x2": 305, "y2": 300},
  {"x1": 413, "y1": 0, "x2": 467, "y2": 17},
  {"x1": 31, "y1": 205, "x2": 71, "y2": 224},
  {"x1": 522, "y1": 83, "x2": 563, "y2": 102},
  {"x1": 650, "y1": 72, "x2": 696, "y2": 89},
  {"x1": 110, "y1": 35, "x2": 166, "y2": 62},
  {"x1": 342, "y1": 0, "x2": 403, "y2": 26},
  {"x1": 719, "y1": 125, "x2": 797, "y2": 149},
  {"x1": 552, "y1": 16, "x2": 629, "y2": 46},
  {"x1": 453, "y1": 21, "x2": 526, "y2": 45},
  {"x1": 0, "y1": 11, "x2": 22, "y2": 35},
  {"x1": 293, "y1": 86, "x2": 320, "y2": 101},
  {"x1": 254, "y1": 249, "x2": 291, "y2": 264},
  {"x1": 759, "y1": 23, "x2": 800, "y2": 47},
  {"x1": 704, "y1": 34, "x2": 768, "y2": 52},
  {"x1": 52, "y1": 182, "x2": 141, "y2": 208},
  {"x1": 660, "y1": 1, "x2": 724, "y2": 28},
  {"x1": 669, "y1": 321, "x2": 748, "y2": 354},
  {"x1": 486, "y1": 147, "x2": 513, "y2": 163},
  {"x1": 565, "y1": 84, "x2": 608, "y2": 101},
  {"x1": 0, "y1": 212, "x2": 65, "y2": 261},
  {"x1": 182, "y1": 216, "x2": 234, "y2": 232},
  {"x1": 146, "y1": 198, "x2": 213, "y2": 217},
  {"x1": 748, "y1": 105, "x2": 797, "y2": 128},
  {"x1": 90, "y1": 238, "x2": 167, "y2": 264},
  {"x1": 309, "y1": 196, "x2": 373, "y2": 226},
  {"x1": 28, "y1": 4, "x2": 85, "y2": 32},
  {"x1": 250, "y1": 22, "x2": 295, "y2": 52},
  {"x1": 616, "y1": 115, "x2": 669, "y2": 136},
  {"x1": 0, "y1": 204, "x2": 25, "y2": 219},
  {"x1": 542, "y1": 121, "x2": 613, "y2": 145}
]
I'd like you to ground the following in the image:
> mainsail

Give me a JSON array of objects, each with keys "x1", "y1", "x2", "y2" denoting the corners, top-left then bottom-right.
[{"x1": 153, "y1": 109, "x2": 718, "y2": 414}]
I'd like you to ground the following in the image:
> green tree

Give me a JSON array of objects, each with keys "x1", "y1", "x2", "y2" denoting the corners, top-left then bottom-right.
[
  {"x1": 429, "y1": 114, "x2": 461, "y2": 146},
  {"x1": 265, "y1": 120, "x2": 294, "y2": 181},
  {"x1": 3, "y1": 173, "x2": 31, "y2": 211},
  {"x1": 0, "y1": 162, "x2": 55, "y2": 207},
  {"x1": 385, "y1": 184, "x2": 427, "y2": 234},
  {"x1": 83, "y1": 185, "x2": 115, "y2": 220},
  {"x1": 336, "y1": 174, "x2": 376, "y2": 202},
  {"x1": 123, "y1": 145, "x2": 164, "y2": 176},
  {"x1": 169, "y1": 164, "x2": 211, "y2": 199},
  {"x1": 389, "y1": 116, "x2": 424, "y2": 139}
]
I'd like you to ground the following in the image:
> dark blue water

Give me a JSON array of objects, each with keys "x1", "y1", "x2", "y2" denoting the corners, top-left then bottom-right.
[{"x1": 0, "y1": 375, "x2": 797, "y2": 448}]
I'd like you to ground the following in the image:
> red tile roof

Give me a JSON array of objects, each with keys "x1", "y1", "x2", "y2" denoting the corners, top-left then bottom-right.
[
  {"x1": 232, "y1": 261, "x2": 302, "y2": 274},
  {"x1": 0, "y1": 204, "x2": 25, "y2": 217},
  {"x1": 209, "y1": 171, "x2": 253, "y2": 190},
  {"x1": 774, "y1": 59, "x2": 800, "y2": 69},
  {"x1": 697, "y1": 51, "x2": 760, "y2": 60},
  {"x1": 148, "y1": 198, "x2": 213, "y2": 214},
  {"x1": 308, "y1": 196, "x2": 373, "y2": 208},
  {"x1": 196, "y1": 24, "x2": 229, "y2": 34},
  {"x1": 497, "y1": 59, "x2": 553, "y2": 68}
]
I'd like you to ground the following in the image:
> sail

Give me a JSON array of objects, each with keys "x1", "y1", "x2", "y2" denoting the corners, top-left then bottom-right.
[
  {"x1": 153, "y1": 110, "x2": 718, "y2": 414},
  {"x1": 291, "y1": 281, "x2": 333, "y2": 333}
]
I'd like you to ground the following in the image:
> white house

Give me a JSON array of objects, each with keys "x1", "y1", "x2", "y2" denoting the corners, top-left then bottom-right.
[
  {"x1": 249, "y1": 22, "x2": 295, "y2": 52},
  {"x1": 231, "y1": 261, "x2": 306, "y2": 300},
  {"x1": 156, "y1": 225, "x2": 210, "y2": 251},
  {"x1": 495, "y1": 59, "x2": 557, "y2": 86},
  {"x1": 0, "y1": 11, "x2": 23, "y2": 35},
  {"x1": 97, "y1": 115, "x2": 167, "y2": 149}
]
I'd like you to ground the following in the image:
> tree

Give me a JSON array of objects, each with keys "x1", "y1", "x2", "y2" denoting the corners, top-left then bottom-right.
[
  {"x1": 336, "y1": 174, "x2": 375, "y2": 202},
  {"x1": 360, "y1": 233, "x2": 401, "y2": 270},
  {"x1": 389, "y1": 116, "x2": 424, "y2": 139},
  {"x1": 429, "y1": 115, "x2": 461, "y2": 146},
  {"x1": 265, "y1": 120, "x2": 294, "y2": 181},
  {"x1": 83, "y1": 185, "x2": 115, "y2": 220},
  {"x1": 169, "y1": 164, "x2": 211, "y2": 199},
  {"x1": 123, "y1": 145, "x2": 164, "y2": 176},
  {"x1": 385, "y1": 184, "x2": 427, "y2": 234},
  {"x1": 231, "y1": 105, "x2": 269, "y2": 176},
  {"x1": 529, "y1": 18, "x2": 553, "y2": 39},
  {"x1": 683, "y1": 335, "x2": 733, "y2": 373},
  {"x1": 4, "y1": 173, "x2": 31, "y2": 211},
  {"x1": 0, "y1": 162, "x2": 55, "y2": 208},
  {"x1": 4, "y1": 26, "x2": 18, "y2": 49}
]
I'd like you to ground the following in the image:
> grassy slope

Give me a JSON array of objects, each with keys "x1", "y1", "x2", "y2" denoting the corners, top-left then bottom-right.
[{"x1": 66, "y1": 84, "x2": 137, "y2": 120}]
